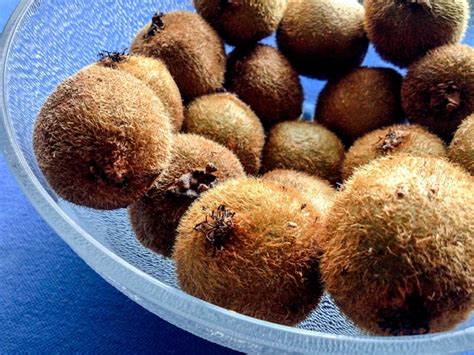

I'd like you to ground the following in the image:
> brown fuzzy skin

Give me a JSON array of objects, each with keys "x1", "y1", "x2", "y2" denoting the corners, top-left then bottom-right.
[
  {"x1": 449, "y1": 114, "x2": 474, "y2": 175},
  {"x1": 33, "y1": 65, "x2": 172, "y2": 210},
  {"x1": 174, "y1": 178, "x2": 324, "y2": 325},
  {"x1": 262, "y1": 121, "x2": 345, "y2": 184},
  {"x1": 184, "y1": 93, "x2": 265, "y2": 175},
  {"x1": 194, "y1": 0, "x2": 288, "y2": 46},
  {"x1": 225, "y1": 44, "x2": 303, "y2": 129},
  {"x1": 277, "y1": 0, "x2": 368, "y2": 80},
  {"x1": 128, "y1": 134, "x2": 244, "y2": 257},
  {"x1": 262, "y1": 169, "x2": 336, "y2": 216},
  {"x1": 130, "y1": 11, "x2": 226, "y2": 101},
  {"x1": 96, "y1": 54, "x2": 184, "y2": 131},
  {"x1": 321, "y1": 155, "x2": 474, "y2": 336},
  {"x1": 401, "y1": 44, "x2": 474, "y2": 141},
  {"x1": 365, "y1": 0, "x2": 470, "y2": 68},
  {"x1": 316, "y1": 67, "x2": 403, "y2": 144},
  {"x1": 342, "y1": 124, "x2": 447, "y2": 180}
]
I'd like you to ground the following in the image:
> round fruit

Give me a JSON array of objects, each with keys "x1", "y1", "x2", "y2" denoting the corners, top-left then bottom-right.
[
  {"x1": 449, "y1": 114, "x2": 474, "y2": 175},
  {"x1": 174, "y1": 177, "x2": 324, "y2": 325},
  {"x1": 276, "y1": 0, "x2": 368, "y2": 79},
  {"x1": 342, "y1": 124, "x2": 447, "y2": 180},
  {"x1": 316, "y1": 67, "x2": 403, "y2": 143},
  {"x1": 96, "y1": 52, "x2": 184, "y2": 131},
  {"x1": 184, "y1": 93, "x2": 265, "y2": 175},
  {"x1": 130, "y1": 11, "x2": 226, "y2": 101},
  {"x1": 365, "y1": 0, "x2": 470, "y2": 68},
  {"x1": 194, "y1": 0, "x2": 288, "y2": 46},
  {"x1": 226, "y1": 44, "x2": 303, "y2": 129},
  {"x1": 33, "y1": 65, "x2": 173, "y2": 210},
  {"x1": 262, "y1": 169, "x2": 336, "y2": 216},
  {"x1": 402, "y1": 44, "x2": 474, "y2": 141},
  {"x1": 262, "y1": 121, "x2": 345, "y2": 184},
  {"x1": 128, "y1": 134, "x2": 244, "y2": 257},
  {"x1": 321, "y1": 155, "x2": 474, "y2": 335}
]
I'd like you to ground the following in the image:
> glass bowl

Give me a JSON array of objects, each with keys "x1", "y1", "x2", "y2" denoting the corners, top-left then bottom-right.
[{"x1": 1, "y1": 0, "x2": 473, "y2": 353}]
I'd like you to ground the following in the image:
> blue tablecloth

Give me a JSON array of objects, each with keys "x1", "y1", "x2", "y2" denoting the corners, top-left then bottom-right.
[{"x1": 0, "y1": 3, "x2": 236, "y2": 353}]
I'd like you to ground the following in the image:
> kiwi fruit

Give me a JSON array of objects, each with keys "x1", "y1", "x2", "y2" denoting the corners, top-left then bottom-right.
[
  {"x1": 321, "y1": 155, "x2": 474, "y2": 335},
  {"x1": 277, "y1": 0, "x2": 368, "y2": 79},
  {"x1": 449, "y1": 114, "x2": 474, "y2": 175},
  {"x1": 174, "y1": 177, "x2": 324, "y2": 325},
  {"x1": 316, "y1": 67, "x2": 403, "y2": 143},
  {"x1": 184, "y1": 93, "x2": 265, "y2": 175},
  {"x1": 262, "y1": 169, "x2": 336, "y2": 216},
  {"x1": 225, "y1": 44, "x2": 303, "y2": 129},
  {"x1": 130, "y1": 11, "x2": 226, "y2": 101},
  {"x1": 33, "y1": 65, "x2": 173, "y2": 210},
  {"x1": 401, "y1": 44, "x2": 474, "y2": 141},
  {"x1": 365, "y1": 0, "x2": 470, "y2": 68},
  {"x1": 342, "y1": 124, "x2": 447, "y2": 180},
  {"x1": 96, "y1": 52, "x2": 184, "y2": 131},
  {"x1": 193, "y1": 0, "x2": 288, "y2": 46},
  {"x1": 128, "y1": 134, "x2": 244, "y2": 257},
  {"x1": 262, "y1": 121, "x2": 345, "y2": 184}
]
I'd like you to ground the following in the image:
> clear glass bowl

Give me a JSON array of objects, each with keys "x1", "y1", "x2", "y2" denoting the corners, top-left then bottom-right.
[{"x1": 1, "y1": 0, "x2": 473, "y2": 353}]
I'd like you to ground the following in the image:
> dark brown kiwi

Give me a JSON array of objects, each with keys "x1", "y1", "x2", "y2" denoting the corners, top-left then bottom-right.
[
  {"x1": 401, "y1": 44, "x2": 474, "y2": 141},
  {"x1": 130, "y1": 11, "x2": 226, "y2": 101},
  {"x1": 365, "y1": 0, "x2": 470, "y2": 68},
  {"x1": 128, "y1": 134, "x2": 245, "y2": 257},
  {"x1": 321, "y1": 155, "x2": 474, "y2": 335},
  {"x1": 316, "y1": 67, "x2": 403, "y2": 144},
  {"x1": 174, "y1": 177, "x2": 324, "y2": 325},
  {"x1": 277, "y1": 0, "x2": 369, "y2": 79},
  {"x1": 193, "y1": 0, "x2": 288, "y2": 46},
  {"x1": 225, "y1": 44, "x2": 303, "y2": 129},
  {"x1": 96, "y1": 52, "x2": 184, "y2": 131}
]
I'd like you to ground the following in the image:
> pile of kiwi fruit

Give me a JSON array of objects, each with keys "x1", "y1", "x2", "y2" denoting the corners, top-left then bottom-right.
[{"x1": 33, "y1": 0, "x2": 473, "y2": 337}]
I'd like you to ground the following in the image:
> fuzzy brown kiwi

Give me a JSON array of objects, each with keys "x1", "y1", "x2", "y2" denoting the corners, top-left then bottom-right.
[
  {"x1": 225, "y1": 44, "x2": 303, "y2": 129},
  {"x1": 96, "y1": 52, "x2": 184, "y2": 131},
  {"x1": 262, "y1": 169, "x2": 336, "y2": 216},
  {"x1": 449, "y1": 114, "x2": 474, "y2": 175},
  {"x1": 174, "y1": 177, "x2": 324, "y2": 325},
  {"x1": 130, "y1": 11, "x2": 226, "y2": 101},
  {"x1": 364, "y1": 0, "x2": 470, "y2": 68},
  {"x1": 276, "y1": 0, "x2": 368, "y2": 79},
  {"x1": 321, "y1": 155, "x2": 474, "y2": 336},
  {"x1": 342, "y1": 124, "x2": 447, "y2": 180},
  {"x1": 184, "y1": 93, "x2": 265, "y2": 175},
  {"x1": 33, "y1": 65, "x2": 173, "y2": 210},
  {"x1": 262, "y1": 121, "x2": 345, "y2": 184},
  {"x1": 401, "y1": 44, "x2": 474, "y2": 141},
  {"x1": 316, "y1": 67, "x2": 403, "y2": 144},
  {"x1": 128, "y1": 134, "x2": 244, "y2": 257},
  {"x1": 193, "y1": 0, "x2": 288, "y2": 46}
]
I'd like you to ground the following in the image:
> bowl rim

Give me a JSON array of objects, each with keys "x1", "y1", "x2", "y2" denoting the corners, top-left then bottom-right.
[{"x1": 1, "y1": 1, "x2": 473, "y2": 353}]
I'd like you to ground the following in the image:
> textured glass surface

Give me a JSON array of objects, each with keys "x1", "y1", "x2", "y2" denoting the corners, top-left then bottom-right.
[{"x1": 1, "y1": 0, "x2": 474, "y2": 353}]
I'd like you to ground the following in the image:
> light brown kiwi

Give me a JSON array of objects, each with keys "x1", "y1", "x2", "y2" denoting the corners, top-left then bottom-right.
[
  {"x1": 96, "y1": 52, "x2": 184, "y2": 131},
  {"x1": 316, "y1": 67, "x2": 403, "y2": 144},
  {"x1": 225, "y1": 44, "x2": 303, "y2": 129},
  {"x1": 449, "y1": 113, "x2": 474, "y2": 175},
  {"x1": 130, "y1": 11, "x2": 226, "y2": 101},
  {"x1": 184, "y1": 92, "x2": 265, "y2": 175},
  {"x1": 342, "y1": 124, "x2": 447, "y2": 180},
  {"x1": 193, "y1": 0, "x2": 288, "y2": 46},
  {"x1": 33, "y1": 65, "x2": 173, "y2": 210},
  {"x1": 321, "y1": 155, "x2": 474, "y2": 335},
  {"x1": 262, "y1": 121, "x2": 345, "y2": 184},
  {"x1": 365, "y1": 0, "x2": 470, "y2": 68},
  {"x1": 401, "y1": 44, "x2": 474, "y2": 141},
  {"x1": 128, "y1": 134, "x2": 245, "y2": 257},
  {"x1": 276, "y1": 0, "x2": 368, "y2": 79},
  {"x1": 174, "y1": 177, "x2": 324, "y2": 325}
]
